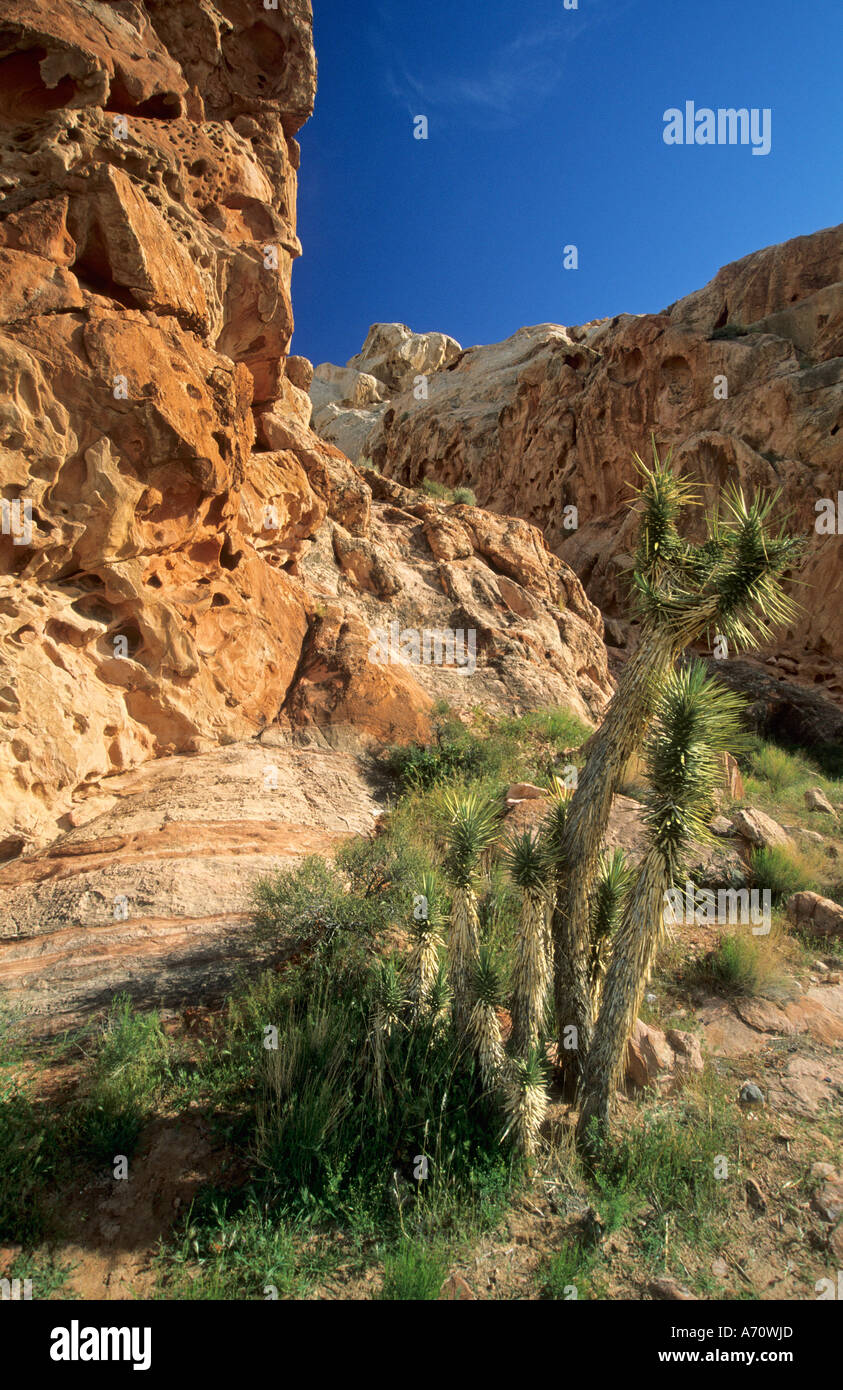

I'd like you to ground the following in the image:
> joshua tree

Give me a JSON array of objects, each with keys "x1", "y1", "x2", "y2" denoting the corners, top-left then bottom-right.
[
  {"x1": 552, "y1": 444, "x2": 803, "y2": 1073},
  {"x1": 467, "y1": 944, "x2": 506, "y2": 1089},
  {"x1": 577, "y1": 662, "x2": 746, "y2": 1148},
  {"x1": 440, "y1": 789, "x2": 500, "y2": 1033},
  {"x1": 504, "y1": 830, "x2": 552, "y2": 1056},
  {"x1": 407, "y1": 869, "x2": 445, "y2": 1014}
]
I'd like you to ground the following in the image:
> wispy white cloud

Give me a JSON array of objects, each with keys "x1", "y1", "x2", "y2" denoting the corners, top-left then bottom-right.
[{"x1": 379, "y1": 0, "x2": 639, "y2": 129}]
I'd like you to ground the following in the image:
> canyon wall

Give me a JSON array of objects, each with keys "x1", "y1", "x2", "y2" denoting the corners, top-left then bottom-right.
[
  {"x1": 315, "y1": 227, "x2": 843, "y2": 700},
  {"x1": 0, "y1": 0, "x2": 610, "y2": 858}
]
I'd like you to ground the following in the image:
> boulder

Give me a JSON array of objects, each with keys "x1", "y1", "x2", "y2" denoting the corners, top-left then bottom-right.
[
  {"x1": 805, "y1": 786, "x2": 837, "y2": 816},
  {"x1": 625, "y1": 1020, "x2": 703, "y2": 1091},
  {"x1": 786, "y1": 891, "x2": 843, "y2": 939},
  {"x1": 506, "y1": 783, "x2": 548, "y2": 802},
  {"x1": 731, "y1": 807, "x2": 793, "y2": 850}
]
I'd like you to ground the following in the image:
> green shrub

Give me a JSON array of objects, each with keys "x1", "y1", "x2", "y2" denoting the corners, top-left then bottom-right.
[
  {"x1": 748, "y1": 742, "x2": 802, "y2": 793},
  {"x1": 75, "y1": 996, "x2": 170, "y2": 1162},
  {"x1": 251, "y1": 833, "x2": 431, "y2": 952},
  {"x1": 384, "y1": 705, "x2": 589, "y2": 795},
  {"x1": 452, "y1": 487, "x2": 476, "y2": 506},
  {"x1": 379, "y1": 1241, "x2": 448, "y2": 1300},
  {"x1": 384, "y1": 713, "x2": 495, "y2": 791},
  {"x1": 421, "y1": 478, "x2": 449, "y2": 499},
  {"x1": 711, "y1": 323, "x2": 747, "y2": 340},
  {"x1": 750, "y1": 844, "x2": 813, "y2": 904}
]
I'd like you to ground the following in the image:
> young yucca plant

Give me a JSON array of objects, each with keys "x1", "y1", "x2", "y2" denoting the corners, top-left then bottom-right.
[
  {"x1": 589, "y1": 848, "x2": 632, "y2": 1002},
  {"x1": 467, "y1": 945, "x2": 506, "y2": 1089},
  {"x1": 501, "y1": 1047, "x2": 547, "y2": 1159},
  {"x1": 370, "y1": 957, "x2": 406, "y2": 1093},
  {"x1": 440, "y1": 789, "x2": 500, "y2": 1033},
  {"x1": 504, "y1": 830, "x2": 552, "y2": 1057},
  {"x1": 426, "y1": 959, "x2": 450, "y2": 1028},
  {"x1": 577, "y1": 662, "x2": 746, "y2": 1147},
  {"x1": 407, "y1": 870, "x2": 445, "y2": 1014}
]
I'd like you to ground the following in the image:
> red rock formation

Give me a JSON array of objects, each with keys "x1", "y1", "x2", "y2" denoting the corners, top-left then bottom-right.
[
  {"x1": 0, "y1": 1, "x2": 611, "y2": 857},
  {"x1": 330, "y1": 227, "x2": 841, "y2": 698}
]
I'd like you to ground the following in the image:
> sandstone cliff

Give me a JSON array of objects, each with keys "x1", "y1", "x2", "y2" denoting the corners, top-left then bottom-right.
[
  {"x1": 312, "y1": 228, "x2": 843, "y2": 700},
  {"x1": 0, "y1": 0, "x2": 610, "y2": 860}
]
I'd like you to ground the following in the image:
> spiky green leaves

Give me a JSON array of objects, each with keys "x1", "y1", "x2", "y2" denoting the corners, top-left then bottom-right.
[
  {"x1": 632, "y1": 437, "x2": 698, "y2": 586},
  {"x1": 631, "y1": 469, "x2": 804, "y2": 652},
  {"x1": 589, "y1": 849, "x2": 632, "y2": 994},
  {"x1": 502, "y1": 829, "x2": 551, "y2": 897},
  {"x1": 703, "y1": 485, "x2": 804, "y2": 650},
  {"x1": 440, "y1": 790, "x2": 499, "y2": 1032},
  {"x1": 644, "y1": 661, "x2": 746, "y2": 874},
  {"x1": 468, "y1": 945, "x2": 506, "y2": 1089},
  {"x1": 541, "y1": 775, "x2": 571, "y2": 865},
  {"x1": 440, "y1": 789, "x2": 500, "y2": 891},
  {"x1": 407, "y1": 870, "x2": 445, "y2": 1013},
  {"x1": 371, "y1": 958, "x2": 404, "y2": 1039}
]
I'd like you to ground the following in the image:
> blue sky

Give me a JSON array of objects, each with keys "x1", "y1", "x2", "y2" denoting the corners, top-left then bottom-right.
[{"x1": 292, "y1": 0, "x2": 842, "y2": 368}]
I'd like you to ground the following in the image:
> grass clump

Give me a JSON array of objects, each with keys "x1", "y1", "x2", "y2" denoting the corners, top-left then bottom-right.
[
  {"x1": 421, "y1": 477, "x2": 450, "y2": 499},
  {"x1": 538, "y1": 1240, "x2": 602, "y2": 1300},
  {"x1": 158, "y1": 1193, "x2": 320, "y2": 1300},
  {"x1": 750, "y1": 844, "x2": 813, "y2": 904},
  {"x1": 705, "y1": 931, "x2": 780, "y2": 996},
  {"x1": 592, "y1": 1078, "x2": 738, "y2": 1234},
  {"x1": 452, "y1": 486, "x2": 476, "y2": 506},
  {"x1": 74, "y1": 996, "x2": 170, "y2": 1163},
  {"x1": 378, "y1": 1240, "x2": 448, "y2": 1300}
]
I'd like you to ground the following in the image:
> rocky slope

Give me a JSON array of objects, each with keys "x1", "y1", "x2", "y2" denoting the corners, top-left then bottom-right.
[
  {"x1": 0, "y1": 0, "x2": 611, "y2": 866},
  {"x1": 311, "y1": 226, "x2": 843, "y2": 699}
]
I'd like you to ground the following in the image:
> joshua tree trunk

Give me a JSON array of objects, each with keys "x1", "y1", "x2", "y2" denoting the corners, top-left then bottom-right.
[
  {"x1": 576, "y1": 848, "x2": 666, "y2": 1148},
  {"x1": 510, "y1": 889, "x2": 550, "y2": 1057},
  {"x1": 552, "y1": 630, "x2": 677, "y2": 1071},
  {"x1": 449, "y1": 884, "x2": 480, "y2": 1035}
]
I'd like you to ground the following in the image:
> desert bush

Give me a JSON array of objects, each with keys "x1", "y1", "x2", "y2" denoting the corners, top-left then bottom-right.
[
  {"x1": 251, "y1": 831, "x2": 429, "y2": 951},
  {"x1": 452, "y1": 486, "x2": 476, "y2": 506},
  {"x1": 421, "y1": 478, "x2": 449, "y2": 499},
  {"x1": 747, "y1": 740, "x2": 803, "y2": 794},
  {"x1": 705, "y1": 929, "x2": 784, "y2": 996},
  {"x1": 750, "y1": 844, "x2": 813, "y2": 904}
]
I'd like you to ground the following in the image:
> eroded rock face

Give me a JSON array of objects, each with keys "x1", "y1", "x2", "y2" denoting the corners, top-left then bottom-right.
[
  {"x1": 0, "y1": 2, "x2": 611, "y2": 857},
  {"x1": 310, "y1": 322, "x2": 462, "y2": 459},
  {"x1": 313, "y1": 227, "x2": 843, "y2": 696}
]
